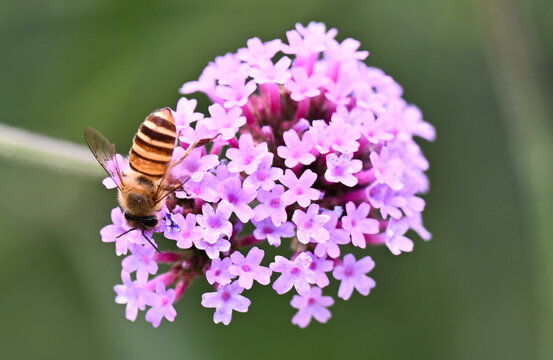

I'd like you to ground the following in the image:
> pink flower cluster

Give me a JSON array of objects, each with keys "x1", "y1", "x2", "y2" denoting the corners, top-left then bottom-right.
[{"x1": 101, "y1": 23, "x2": 435, "y2": 328}]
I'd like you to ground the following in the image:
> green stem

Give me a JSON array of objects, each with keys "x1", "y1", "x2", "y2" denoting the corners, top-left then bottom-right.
[
  {"x1": 0, "y1": 123, "x2": 103, "y2": 177},
  {"x1": 477, "y1": 1, "x2": 553, "y2": 359}
]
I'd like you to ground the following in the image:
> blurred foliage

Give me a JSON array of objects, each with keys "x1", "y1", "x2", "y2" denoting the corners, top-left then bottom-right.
[{"x1": 1, "y1": 0, "x2": 552, "y2": 359}]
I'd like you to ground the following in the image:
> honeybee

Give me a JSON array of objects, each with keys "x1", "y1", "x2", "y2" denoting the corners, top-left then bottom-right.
[{"x1": 85, "y1": 108, "x2": 213, "y2": 249}]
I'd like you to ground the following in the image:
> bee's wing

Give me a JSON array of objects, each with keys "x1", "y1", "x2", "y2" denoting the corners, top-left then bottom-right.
[{"x1": 84, "y1": 127, "x2": 124, "y2": 190}]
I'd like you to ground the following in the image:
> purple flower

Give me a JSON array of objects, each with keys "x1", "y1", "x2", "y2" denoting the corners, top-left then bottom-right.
[
  {"x1": 284, "y1": 67, "x2": 327, "y2": 101},
  {"x1": 206, "y1": 257, "x2": 235, "y2": 286},
  {"x1": 238, "y1": 37, "x2": 282, "y2": 65},
  {"x1": 172, "y1": 97, "x2": 203, "y2": 133},
  {"x1": 324, "y1": 152, "x2": 363, "y2": 186},
  {"x1": 270, "y1": 252, "x2": 318, "y2": 295},
  {"x1": 341, "y1": 201, "x2": 380, "y2": 249},
  {"x1": 194, "y1": 237, "x2": 231, "y2": 259},
  {"x1": 204, "y1": 103, "x2": 246, "y2": 140},
  {"x1": 314, "y1": 206, "x2": 350, "y2": 258},
  {"x1": 366, "y1": 183, "x2": 404, "y2": 219},
  {"x1": 164, "y1": 212, "x2": 202, "y2": 249},
  {"x1": 327, "y1": 115, "x2": 361, "y2": 153},
  {"x1": 102, "y1": 154, "x2": 128, "y2": 189},
  {"x1": 171, "y1": 147, "x2": 219, "y2": 183},
  {"x1": 228, "y1": 247, "x2": 272, "y2": 289},
  {"x1": 370, "y1": 147, "x2": 405, "y2": 191},
  {"x1": 122, "y1": 243, "x2": 158, "y2": 284},
  {"x1": 333, "y1": 254, "x2": 376, "y2": 300},
  {"x1": 243, "y1": 153, "x2": 283, "y2": 191},
  {"x1": 143, "y1": 282, "x2": 177, "y2": 328},
  {"x1": 179, "y1": 119, "x2": 219, "y2": 144},
  {"x1": 292, "y1": 204, "x2": 331, "y2": 245},
  {"x1": 215, "y1": 78, "x2": 257, "y2": 108},
  {"x1": 196, "y1": 203, "x2": 233, "y2": 244},
  {"x1": 385, "y1": 218, "x2": 415, "y2": 255},
  {"x1": 218, "y1": 177, "x2": 256, "y2": 222},
  {"x1": 94, "y1": 23, "x2": 435, "y2": 329},
  {"x1": 277, "y1": 129, "x2": 316, "y2": 168},
  {"x1": 307, "y1": 120, "x2": 332, "y2": 154},
  {"x1": 179, "y1": 172, "x2": 220, "y2": 203},
  {"x1": 201, "y1": 282, "x2": 251, "y2": 325},
  {"x1": 280, "y1": 169, "x2": 321, "y2": 207},
  {"x1": 226, "y1": 133, "x2": 268, "y2": 174},
  {"x1": 252, "y1": 218, "x2": 295, "y2": 247},
  {"x1": 114, "y1": 271, "x2": 148, "y2": 321},
  {"x1": 253, "y1": 185, "x2": 290, "y2": 226},
  {"x1": 100, "y1": 207, "x2": 152, "y2": 256},
  {"x1": 291, "y1": 286, "x2": 334, "y2": 328},
  {"x1": 249, "y1": 57, "x2": 291, "y2": 84},
  {"x1": 305, "y1": 251, "x2": 334, "y2": 288}
]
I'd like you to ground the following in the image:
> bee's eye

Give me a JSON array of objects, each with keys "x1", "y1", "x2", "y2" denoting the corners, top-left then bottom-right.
[{"x1": 141, "y1": 217, "x2": 158, "y2": 228}]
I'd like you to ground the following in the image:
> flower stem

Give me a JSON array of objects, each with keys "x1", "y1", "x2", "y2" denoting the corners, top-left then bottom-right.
[{"x1": 0, "y1": 123, "x2": 103, "y2": 177}]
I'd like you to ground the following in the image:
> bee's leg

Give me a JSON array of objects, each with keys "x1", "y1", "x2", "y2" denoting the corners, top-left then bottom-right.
[
  {"x1": 117, "y1": 227, "x2": 137, "y2": 238},
  {"x1": 142, "y1": 231, "x2": 161, "y2": 253}
]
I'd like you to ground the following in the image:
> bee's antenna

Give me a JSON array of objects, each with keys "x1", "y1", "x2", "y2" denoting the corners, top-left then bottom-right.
[
  {"x1": 142, "y1": 231, "x2": 161, "y2": 254},
  {"x1": 117, "y1": 227, "x2": 137, "y2": 238}
]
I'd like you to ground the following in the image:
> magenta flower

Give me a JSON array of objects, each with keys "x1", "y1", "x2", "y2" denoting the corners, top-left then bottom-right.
[
  {"x1": 171, "y1": 147, "x2": 219, "y2": 183},
  {"x1": 249, "y1": 57, "x2": 291, "y2": 84},
  {"x1": 201, "y1": 282, "x2": 251, "y2": 325},
  {"x1": 180, "y1": 172, "x2": 220, "y2": 203},
  {"x1": 270, "y1": 252, "x2": 318, "y2": 295},
  {"x1": 324, "y1": 153, "x2": 363, "y2": 186},
  {"x1": 307, "y1": 120, "x2": 332, "y2": 154},
  {"x1": 277, "y1": 129, "x2": 316, "y2": 168},
  {"x1": 328, "y1": 116, "x2": 361, "y2": 153},
  {"x1": 284, "y1": 67, "x2": 327, "y2": 101},
  {"x1": 204, "y1": 103, "x2": 246, "y2": 140},
  {"x1": 305, "y1": 251, "x2": 334, "y2": 288},
  {"x1": 122, "y1": 243, "x2": 158, "y2": 284},
  {"x1": 143, "y1": 282, "x2": 177, "y2": 328},
  {"x1": 100, "y1": 207, "x2": 153, "y2": 256},
  {"x1": 370, "y1": 147, "x2": 405, "y2": 191},
  {"x1": 172, "y1": 97, "x2": 203, "y2": 133},
  {"x1": 292, "y1": 204, "x2": 331, "y2": 245},
  {"x1": 243, "y1": 153, "x2": 283, "y2": 191},
  {"x1": 385, "y1": 217, "x2": 415, "y2": 255},
  {"x1": 341, "y1": 201, "x2": 380, "y2": 249},
  {"x1": 165, "y1": 213, "x2": 202, "y2": 249},
  {"x1": 114, "y1": 271, "x2": 148, "y2": 321},
  {"x1": 333, "y1": 254, "x2": 376, "y2": 300},
  {"x1": 102, "y1": 154, "x2": 128, "y2": 189},
  {"x1": 194, "y1": 237, "x2": 231, "y2": 260},
  {"x1": 206, "y1": 257, "x2": 235, "y2": 286},
  {"x1": 228, "y1": 247, "x2": 272, "y2": 289},
  {"x1": 218, "y1": 177, "x2": 256, "y2": 222},
  {"x1": 215, "y1": 78, "x2": 257, "y2": 108},
  {"x1": 252, "y1": 218, "x2": 295, "y2": 247},
  {"x1": 196, "y1": 203, "x2": 233, "y2": 244},
  {"x1": 226, "y1": 133, "x2": 268, "y2": 174},
  {"x1": 94, "y1": 23, "x2": 434, "y2": 328},
  {"x1": 280, "y1": 169, "x2": 321, "y2": 207},
  {"x1": 314, "y1": 207, "x2": 350, "y2": 258},
  {"x1": 291, "y1": 286, "x2": 334, "y2": 328},
  {"x1": 238, "y1": 37, "x2": 282, "y2": 65},
  {"x1": 254, "y1": 185, "x2": 290, "y2": 226}
]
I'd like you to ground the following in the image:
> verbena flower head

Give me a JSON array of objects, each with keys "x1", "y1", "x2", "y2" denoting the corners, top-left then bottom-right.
[{"x1": 100, "y1": 22, "x2": 435, "y2": 328}]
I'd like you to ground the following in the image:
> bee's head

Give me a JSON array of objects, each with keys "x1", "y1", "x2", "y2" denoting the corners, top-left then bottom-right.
[{"x1": 124, "y1": 212, "x2": 158, "y2": 230}]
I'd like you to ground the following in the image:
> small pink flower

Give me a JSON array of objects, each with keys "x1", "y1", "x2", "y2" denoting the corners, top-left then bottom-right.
[{"x1": 291, "y1": 286, "x2": 334, "y2": 328}]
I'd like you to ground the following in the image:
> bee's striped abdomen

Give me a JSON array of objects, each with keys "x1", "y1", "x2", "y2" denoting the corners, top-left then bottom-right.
[{"x1": 129, "y1": 108, "x2": 176, "y2": 178}]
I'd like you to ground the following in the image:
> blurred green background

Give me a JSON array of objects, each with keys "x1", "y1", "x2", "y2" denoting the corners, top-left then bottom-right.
[{"x1": 1, "y1": 0, "x2": 552, "y2": 359}]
